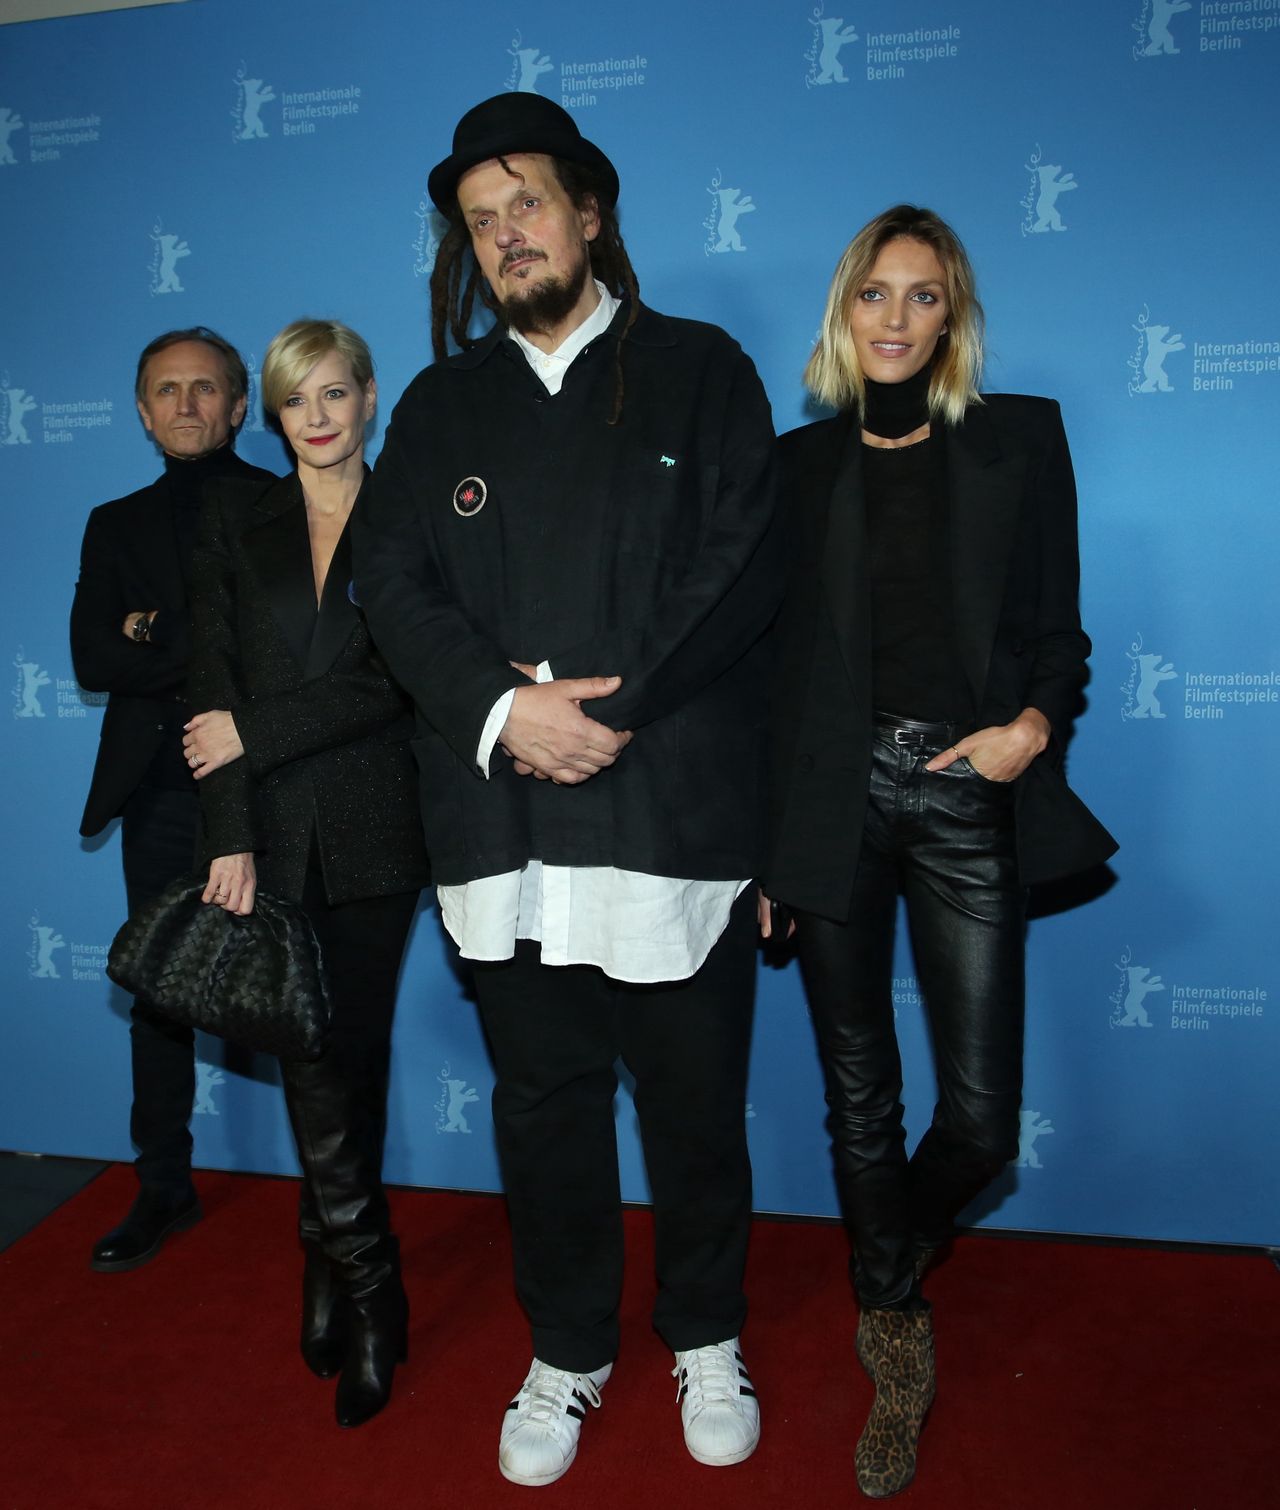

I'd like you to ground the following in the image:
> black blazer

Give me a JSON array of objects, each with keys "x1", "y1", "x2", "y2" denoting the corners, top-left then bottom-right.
[
  {"x1": 70, "y1": 450, "x2": 276, "y2": 836},
  {"x1": 188, "y1": 473, "x2": 428, "y2": 906},
  {"x1": 765, "y1": 395, "x2": 1116, "y2": 922}
]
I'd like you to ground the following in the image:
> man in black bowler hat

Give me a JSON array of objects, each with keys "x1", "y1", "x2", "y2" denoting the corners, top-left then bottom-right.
[
  {"x1": 71, "y1": 327, "x2": 274, "y2": 1272},
  {"x1": 354, "y1": 95, "x2": 778, "y2": 1485}
]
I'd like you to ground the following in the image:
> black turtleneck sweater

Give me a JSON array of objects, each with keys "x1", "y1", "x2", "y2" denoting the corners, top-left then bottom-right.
[
  {"x1": 144, "y1": 444, "x2": 263, "y2": 789},
  {"x1": 861, "y1": 371, "x2": 967, "y2": 723}
]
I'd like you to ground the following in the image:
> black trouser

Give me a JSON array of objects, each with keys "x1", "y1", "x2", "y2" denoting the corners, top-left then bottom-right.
[
  {"x1": 120, "y1": 785, "x2": 201, "y2": 1197},
  {"x1": 474, "y1": 888, "x2": 757, "y2": 1374},
  {"x1": 797, "y1": 717, "x2": 1027, "y2": 1310},
  {"x1": 285, "y1": 862, "x2": 420, "y2": 1274}
]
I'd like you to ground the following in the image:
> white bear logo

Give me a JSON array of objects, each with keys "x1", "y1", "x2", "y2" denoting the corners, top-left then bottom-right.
[
  {"x1": 1131, "y1": 652, "x2": 1177, "y2": 718},
  {"x1": 436, "y1": 1064, "x2": 481, "y2": 1133},
  {"x1": 194, "y1": 1062, "x2": 226, "y2": 1115},
  {"x1": 1116, "y1": 965, "x2": 1163, "y2": 1027},
  {"x1": 1137, "y1": 324, "x2": 1184, "y2": 393},
  {"x1": 810, "y1": 17, "x2": 859, "y2": 85},
  {"x1": 1139, "y1": 0, "x2": 1192, "y2": 57},
  {"x1": 1029, "y1": 165, "x2": 1077, "y2": 233},
  {"x1": 0, "y1": 106, "x2": 24, "y2": 165},
  {"x1": 508, "y1": 37, "x2": 553, "y2": 95},
  {"x1": 152, "y1": 232, "x2": 190, "y2": 294},
  {"x1": 1012, "y1": 1110, "x2": 1054, "y2": 1169},
  {"x1": 711, "y1": 188, "x2": 756, "y2": 253},
  {"x1": 2, "y1": 387, "x2": 37, "y2": 445},
  {"x1": 238, "y1": 77, "x2": 276, "y2": 139},
  {"x1": 14, "y1": 658, "x2": 50, "y2": 717},
  {"x1": 29, "y1": 922, "x2": 65, "y2": 978}
]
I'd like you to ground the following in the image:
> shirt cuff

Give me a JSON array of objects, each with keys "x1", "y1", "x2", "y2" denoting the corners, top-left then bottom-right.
[{"x1": 476, "y1": 689, "x2": 516, "y2": 779}]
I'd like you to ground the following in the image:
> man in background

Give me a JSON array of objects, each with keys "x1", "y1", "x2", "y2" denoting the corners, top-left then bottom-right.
[{"x1": 71, "y1": 327, "x2": 274, "y2": 1272}]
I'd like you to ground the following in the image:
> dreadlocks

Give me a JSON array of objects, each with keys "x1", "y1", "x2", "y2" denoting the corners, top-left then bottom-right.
[{"x1": 429, "y1": 157, "x2": 641, "y2": 425}]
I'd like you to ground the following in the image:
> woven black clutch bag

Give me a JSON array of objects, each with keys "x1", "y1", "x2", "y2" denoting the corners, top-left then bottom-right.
[{"x1": 107, "y1": 875, "x2": 332, "y2": 1062}]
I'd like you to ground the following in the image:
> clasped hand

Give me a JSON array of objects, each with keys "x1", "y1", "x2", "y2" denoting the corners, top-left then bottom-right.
[
  {"x1": 923, "y1": 709, "x2": 1050, "y2": 783},
  {"x1": 499, "y1": 671, "x2": 632, "y2": 785}
]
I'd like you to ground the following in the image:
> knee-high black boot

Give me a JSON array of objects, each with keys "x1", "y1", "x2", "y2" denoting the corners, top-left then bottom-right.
[
  {"x1": 297, "y1": 1184, "x2": 346, "y2": 1379},
  {"x1": 282, "y1": 1042, "x2": 408, "y2": 1428}
]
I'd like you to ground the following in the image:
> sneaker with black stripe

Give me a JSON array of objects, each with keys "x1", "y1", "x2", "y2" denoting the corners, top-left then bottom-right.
[
  {"x1": 498, "y1": 1358, "x2": 612, "y2": 1486},
  {"x1": 672, "y1": 1337, "x2": 760, "y2": 1466}
]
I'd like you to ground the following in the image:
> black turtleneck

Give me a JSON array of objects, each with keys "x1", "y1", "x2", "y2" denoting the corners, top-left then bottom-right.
[
  {"x1": 144, "y1": 442, "x2": 258, "y2": 791},
  {"x1": 861, "y1": 363, "x2": 932, "y2": 441},
  {"x1": 163, "y1": 442, "x2": 246, "y2": 587},
  {"x1": 859, "y1": 368, "x2": 967, "y2": 723}
]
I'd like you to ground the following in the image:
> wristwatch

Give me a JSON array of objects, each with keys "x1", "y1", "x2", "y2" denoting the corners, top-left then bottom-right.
[{"x1": 131, "y1": 613, "x2": 151, "y2": 642}]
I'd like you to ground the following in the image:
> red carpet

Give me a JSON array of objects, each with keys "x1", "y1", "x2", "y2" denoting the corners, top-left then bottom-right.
[{"x1": 1, "y1": 1164, "x2": 1273, "y2": 1509}]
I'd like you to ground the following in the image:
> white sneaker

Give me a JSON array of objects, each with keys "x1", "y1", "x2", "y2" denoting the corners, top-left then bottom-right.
[
  {"x1": 672, "y1": 1337, "x2": 760, "y2": 1467},
  {"x1": 498, "y1": 1358, "x2": 612, "y2": 1487}
]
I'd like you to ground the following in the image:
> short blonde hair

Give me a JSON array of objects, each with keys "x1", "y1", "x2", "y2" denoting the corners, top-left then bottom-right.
[
  {"x1": 260, "y1": 319, "x2": 374, "y2": 416},
  {"x1": 804, "y1": 205, "x2": 983, "y2": 426}
]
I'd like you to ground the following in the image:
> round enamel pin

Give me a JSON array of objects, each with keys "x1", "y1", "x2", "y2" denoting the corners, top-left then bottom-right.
[{"x1": 453, "y1": 476, "x2": 487, "y2": 517}]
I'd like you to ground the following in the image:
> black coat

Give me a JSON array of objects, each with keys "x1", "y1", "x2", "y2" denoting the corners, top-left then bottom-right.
[
  {"x1": 765, "y1": 395, "x2": 1117, "y2": 922},
  {"x1": 70, "y1": 449, "x2": 276, "y2": 837},
  {"x1": 188, "y1": 473, "x2": 428, "y2": 906},
  {"x1": 354, "y1": 301, "x2": 780, "y2": 886}
]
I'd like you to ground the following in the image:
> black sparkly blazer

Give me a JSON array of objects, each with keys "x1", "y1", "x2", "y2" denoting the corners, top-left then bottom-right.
[{"x1": 189, "y1": 472, "x2": 428, "y2": 906}]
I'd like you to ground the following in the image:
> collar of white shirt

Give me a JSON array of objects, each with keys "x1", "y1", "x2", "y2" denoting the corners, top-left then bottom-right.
[{"x1": 508, "y1": 280, "x2": 619, "y2": 396}]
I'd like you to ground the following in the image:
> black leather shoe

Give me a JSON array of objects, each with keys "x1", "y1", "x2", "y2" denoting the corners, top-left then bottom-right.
[
  {"x1": 301, "y1": 1241, "x2": 348, "y2": 1378},
  {"x1": 90, "y1": 1188, "x2": 201, "y2": 1273},
  {"x1": 335, "y1": 1277, "x2": 409, "y2": 1428}
]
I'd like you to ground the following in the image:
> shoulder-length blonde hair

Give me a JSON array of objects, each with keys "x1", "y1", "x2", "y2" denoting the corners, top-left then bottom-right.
[
  {"x1": 804, "y1": 205, "x2": 983, "y2": 426},
  {"x1": 261, "y1": 319, "x2": 374, "y2": 416}
]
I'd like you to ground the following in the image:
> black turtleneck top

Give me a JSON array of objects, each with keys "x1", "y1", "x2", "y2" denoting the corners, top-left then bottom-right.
[
  {"x1": 144, "y1": 444, "x2": 256, "y2": 789},
  {"x1": 861, "y1": 373, "x2": 967, "y2": 723}
]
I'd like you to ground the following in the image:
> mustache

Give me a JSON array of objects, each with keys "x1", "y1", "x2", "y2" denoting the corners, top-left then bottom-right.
[{"x1": 500, "y1": 248, "x2": 548, "y2": 274}]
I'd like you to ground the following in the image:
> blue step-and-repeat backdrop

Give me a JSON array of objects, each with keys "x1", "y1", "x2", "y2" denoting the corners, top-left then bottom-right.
[{"x1": 1, "y1": 0, "x2": 1276, "y2": 1247}]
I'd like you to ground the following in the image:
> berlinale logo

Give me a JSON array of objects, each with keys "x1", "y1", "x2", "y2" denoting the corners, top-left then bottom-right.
[
  {"x1": 1121, "y1": 633, "x2": 1177, "y2": 720},
  {"x1": 1132, "y1": 0, "x2": 1191, "y2": 58},
  {"x1": 704, "y1": 170, "x2": 756, "y2": 256},
  {"x1": 1128, "y1": 306, "x2": 1184, "y2": 395},
  {"x1": 150, "y1": 219, "x2": 191, "y2": 296},
  {"x1": 506, "y1": 32, "x2": 553, "y2": 93},
  {"x1": 1020, "y1": 145, "x2": 1077, "y2": 236},
  {"x1": 805, "y1": 7, "x2": 859, "y2": 86},
  {"x1": 232, "y1": 64, "x2": 276, "y2": 139},
  {"x1": 436, "y1": 1063, "x2": 480, "y2": 1133}
]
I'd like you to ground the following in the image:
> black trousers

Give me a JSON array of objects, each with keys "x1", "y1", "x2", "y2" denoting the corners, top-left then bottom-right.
[
  {"x1": 286, "y1": 862, "x2": 420, "y2": 1262},
  {"x1": 797, "y1": 719, "x2": 1027, "y2": 1309},
  {"x1": 299, "y1": 862, "x2": 417, "y2": 1057},
  {"x1": 120, "y1": 785, "x2": 202, "y2": 1196},
  {"x1": 473, "y1": 887, "x2": 757, "y2": 1373}
]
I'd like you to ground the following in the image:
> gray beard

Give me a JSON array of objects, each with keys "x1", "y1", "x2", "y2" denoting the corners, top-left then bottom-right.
[{"x1": 499, "y1": 246, "x2": 592, "y2": 339}]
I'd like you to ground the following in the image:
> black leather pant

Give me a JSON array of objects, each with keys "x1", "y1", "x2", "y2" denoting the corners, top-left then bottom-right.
[
  {"x1": 797, "y1": 717, "x2": 1027, "y2": 1309},
  {"x1": 282, "y1": 863, "x2": 419, "y2": 1291}
]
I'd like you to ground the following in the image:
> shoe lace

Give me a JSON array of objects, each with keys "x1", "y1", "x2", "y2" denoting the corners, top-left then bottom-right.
[
  {"x1": 522, "y1": 1362, "x2": 603, "y2": 1426},
  {"x1": 672, "y1": 1341, "x2": 738, "y2": 1406}
]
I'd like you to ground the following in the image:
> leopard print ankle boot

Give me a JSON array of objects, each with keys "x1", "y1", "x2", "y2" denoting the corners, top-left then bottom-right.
[{"x1": 853, "y1": 1304, "x2": 936, "y2": 1499}]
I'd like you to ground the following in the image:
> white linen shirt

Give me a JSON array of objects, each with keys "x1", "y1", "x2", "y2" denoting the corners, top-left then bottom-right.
[{"x1": 435, "y1": 284, "x2": 748, "y2": 983}]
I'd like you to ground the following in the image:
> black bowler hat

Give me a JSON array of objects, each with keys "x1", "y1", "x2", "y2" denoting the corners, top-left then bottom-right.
[{"x1": 428, "y1": 93, "x2": 620, "y2": 211}]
